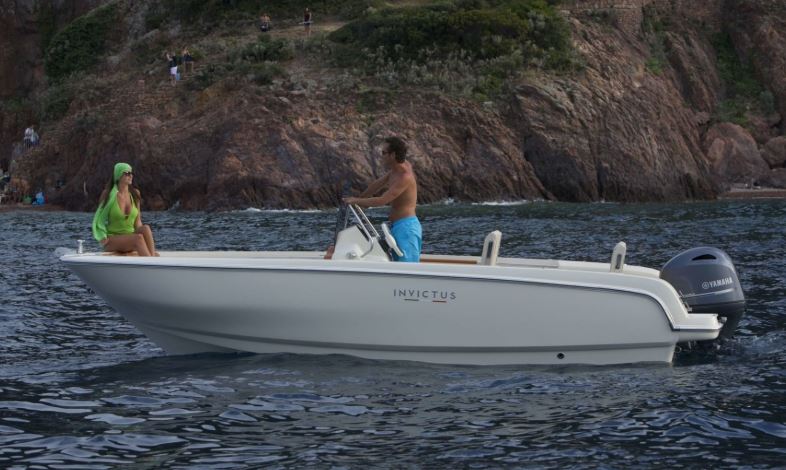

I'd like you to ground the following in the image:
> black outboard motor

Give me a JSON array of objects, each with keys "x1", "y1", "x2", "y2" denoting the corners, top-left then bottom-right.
[{"x1": 660, "y1": 247, "x2": 745, "y2": 339}]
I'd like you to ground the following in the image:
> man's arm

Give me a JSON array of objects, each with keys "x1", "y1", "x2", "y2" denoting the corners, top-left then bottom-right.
[
  {"x1": 345, "y1": 174, "x2": 410, "y2": 208},
  {"x1": 358, "y1": 172, "x2": 390, "y2": 198}
]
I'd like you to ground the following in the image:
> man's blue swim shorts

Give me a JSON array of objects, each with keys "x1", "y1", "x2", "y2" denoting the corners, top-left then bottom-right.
[{"x1": 390, "y1": 216, "x2": 422, "y2": 262}]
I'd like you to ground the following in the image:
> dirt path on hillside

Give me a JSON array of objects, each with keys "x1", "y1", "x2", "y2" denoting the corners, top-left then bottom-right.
[{"x1": 268, "y1": 19, "x2": 346, "y2": 40}]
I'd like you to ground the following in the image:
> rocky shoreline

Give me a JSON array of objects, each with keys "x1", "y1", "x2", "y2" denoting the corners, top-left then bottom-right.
[
  {"x1": 0, "y1": 203, "x2": 65, "y2": 213},
  {"x1": 718, "y1": 187, "x2": 786, "y2": 199},
  {"x1": 2, "y1": 189, "x2": 784, "y2": 215}
]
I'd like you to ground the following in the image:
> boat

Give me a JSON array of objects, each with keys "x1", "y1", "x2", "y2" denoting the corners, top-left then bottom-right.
[{"x1": 60, "y1": 205, "x2": 745, "y2": 365}]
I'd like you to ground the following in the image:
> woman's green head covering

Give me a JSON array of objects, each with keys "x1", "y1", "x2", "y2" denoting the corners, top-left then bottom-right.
[{"x1": 113, "y1": 162, "x2": 132, "y2": 183}]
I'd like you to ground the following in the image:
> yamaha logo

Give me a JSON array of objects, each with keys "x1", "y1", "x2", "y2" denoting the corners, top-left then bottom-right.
[{"x1": 701, "y1": 277, "x2": 733, "y2": 290}]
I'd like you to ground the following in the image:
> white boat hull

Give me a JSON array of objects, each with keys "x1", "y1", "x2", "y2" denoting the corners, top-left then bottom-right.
[{"x1": 62, "y1": 251, "x2": 722, "y2": 365}]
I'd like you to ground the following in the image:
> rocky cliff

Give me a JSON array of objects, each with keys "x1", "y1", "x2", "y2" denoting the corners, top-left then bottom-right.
[
  {"x1": 2, "y1": 0, "x2": 784, "y2": 211},
  {"x1": 0, "y1": 0, "x2": 106, "y2": 167}
]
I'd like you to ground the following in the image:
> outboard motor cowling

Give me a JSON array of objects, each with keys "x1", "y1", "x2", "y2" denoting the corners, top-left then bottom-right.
[{"x1": 660, "y1": 247, "x2": 745, "y2": 338}]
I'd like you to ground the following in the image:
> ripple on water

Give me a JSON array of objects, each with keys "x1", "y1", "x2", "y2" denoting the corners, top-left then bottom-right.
[
  {"x1": 0, "y1": 401, "x2": 93, "y2": 414},
  {"x1": 233, "y1": 400, "x2": 305, "y2": 412},
  {"x1": 84, "y1": 414, "x2": 147, "y2": 426}
]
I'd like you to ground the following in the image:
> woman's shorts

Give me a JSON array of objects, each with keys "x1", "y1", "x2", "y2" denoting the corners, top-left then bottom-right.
[{"x1": 170, "y1": 66, "x2": 178, "y2": 75}]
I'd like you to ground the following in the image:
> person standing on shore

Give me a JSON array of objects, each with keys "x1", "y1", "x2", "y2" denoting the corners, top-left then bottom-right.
[
  {"x1": 343, "y1": 136, "x2": 421, "y2": 262},
  {"x1": 92, "y1": 162, "x2": 158, "y2": 256}
]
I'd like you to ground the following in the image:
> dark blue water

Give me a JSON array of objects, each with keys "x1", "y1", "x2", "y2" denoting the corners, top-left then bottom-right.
[{"x1": 1, "y1": 200, "x2": 785, "y2": 468}]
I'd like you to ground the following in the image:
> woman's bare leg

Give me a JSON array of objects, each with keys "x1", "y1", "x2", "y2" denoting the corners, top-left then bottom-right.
[
  {"x1": 104, "y1": 234, "x2": 151, "y2": 256},
  {"x1": 136, "y1": 224, "x2": 158, "y2": 256}
]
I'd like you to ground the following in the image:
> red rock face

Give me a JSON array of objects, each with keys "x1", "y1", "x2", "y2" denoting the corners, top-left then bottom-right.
[
  {"x1": 0, "y1": 1, "x2": 43, "y2": 100},
  {"x1": 0, "y1": 0, "x2": 107, "y2": 97},
  {"x1": 0, "y1": 0, "x2": 106, "y2": 171},
  {"x1": 703, "y1": 123, "x2": 771, "y2": 188},
  {"x1": 726, "y1": 0, "x2": 786, "y2": 133},
  {"x1": 761, "y1": 136, "x2": 786, "y2": 169},
  {"x1": 3, "y1": 0, "x2": 786, "y2": 210},
  {"x1": 762, "y1": 168, "x2": 786, "y2": 188}
]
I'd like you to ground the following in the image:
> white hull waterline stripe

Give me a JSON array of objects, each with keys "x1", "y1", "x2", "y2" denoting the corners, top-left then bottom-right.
[{"x1": 141, "y1": 322, "x2": 677, "y2": 353}]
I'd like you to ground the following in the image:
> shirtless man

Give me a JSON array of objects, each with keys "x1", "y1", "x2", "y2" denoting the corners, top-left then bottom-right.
[{"x1": 344, "y1": 136, "x2": 422, "y2": 262}]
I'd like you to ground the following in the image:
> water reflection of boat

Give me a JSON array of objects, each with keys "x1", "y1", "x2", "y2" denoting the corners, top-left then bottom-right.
[{"x1": 61, "y1": 205, "x2": 745, "y2": 366}]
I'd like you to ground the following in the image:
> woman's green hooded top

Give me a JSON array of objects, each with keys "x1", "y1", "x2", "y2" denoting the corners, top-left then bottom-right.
[{"x1": 91, "y1": 163, "x2": 138, "y2": 241}]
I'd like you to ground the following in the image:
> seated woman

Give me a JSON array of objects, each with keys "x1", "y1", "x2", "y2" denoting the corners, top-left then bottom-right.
[{"x1": 92, "y1": 162, "x2": 158, "y2": 256}]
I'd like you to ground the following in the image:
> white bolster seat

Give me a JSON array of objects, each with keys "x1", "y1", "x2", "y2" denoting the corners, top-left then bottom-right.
[
  {"x1": 479, "y1": 230, "x2": 502, "y2": 266},
  {"x1": 610, "y1": 241, "x2": 626, "y2": 272}
]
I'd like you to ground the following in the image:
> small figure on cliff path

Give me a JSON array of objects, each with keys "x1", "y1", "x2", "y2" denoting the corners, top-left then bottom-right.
[
  {"x1": 182, "y1": 48, "x2": 194, "y2": 74},
  {"x1": 23, "y1": 126, "x2": 32, "y2": 148},
  {"x1": 259, "y1": 13, "x2": 271, "y2": 32},
  {"x1": 24, "y1": 124, "x2": 40, "y2": 149},
  {"x1": 303, "y1": 8, "x2": 312, "y2": 36},
  {"x1": 343, "y1": 136, "x2": 421, "y2": 262},
  {"x1": 23, "y1": 125, "x2": 39, "y2": 149},
  {"x1": 92, "y1": 162, "x2": 159, "y2": 256},
  {"x1": 166, "y1": 52, "x2": 178, "y2": 86}
]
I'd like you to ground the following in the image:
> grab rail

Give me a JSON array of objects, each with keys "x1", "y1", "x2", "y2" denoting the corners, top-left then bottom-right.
[{"x1": 346, "y1": 204, "x2": 380, "y2": 240}]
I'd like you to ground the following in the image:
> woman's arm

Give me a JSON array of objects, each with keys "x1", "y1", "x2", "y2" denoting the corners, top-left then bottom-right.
[{"x1": 134, "y1": 190, "x2": 143, "y2": 229}]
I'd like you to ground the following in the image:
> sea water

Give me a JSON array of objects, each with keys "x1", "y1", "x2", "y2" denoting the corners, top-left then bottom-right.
[{"x1": 1, "y1": 200, "x2": 784, "y2": 468}]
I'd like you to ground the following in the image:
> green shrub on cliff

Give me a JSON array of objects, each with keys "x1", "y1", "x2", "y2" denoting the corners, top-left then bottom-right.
[
  {"x1": 329, "y1": 0, "x2": 573, "y2": 70},
  {"x1": 322, "y1": 0, "x2": 572, "y2": 99},
  {"x1": 189, "y1": 64, "x2": 226, "y2": 90},
  {"x1": 186, "y1": 36, "x2": 289, "y2": 92},
  {"x1": 713, "y1": 33, "x2": 764, "y2": 100},
  {"x1": 39, "y1": 83, "x2": 73, "y2": 122},
  {"x1": 35, "y1": 1, "x2": 58, "y2": 55},
  {"x1": 711, "y1": 32, "x2": 775, "y2": 125},
  {"x1": 0, "y1": 98, "x2": 33, "y2": 116},
  {"x1": 641, "y1": 6, "x2": 668, "y2": 76},
  {"x1": 232, "y1": 35, "x2": 294, "y2": 63},
  {"x1": 44, "y1": 3, "x2": 118, "y2": 82},
  {"x1": 585, "y1": 8, "x2": 618, "y2": 28},
  {"x1": 244, "y1": 63, "x2": 286, "y2": 86}
]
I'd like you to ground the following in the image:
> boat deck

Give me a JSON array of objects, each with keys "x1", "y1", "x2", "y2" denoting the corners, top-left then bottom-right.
[{"x1": 120, "y1": 250, "x2": 661, "y2": 279}]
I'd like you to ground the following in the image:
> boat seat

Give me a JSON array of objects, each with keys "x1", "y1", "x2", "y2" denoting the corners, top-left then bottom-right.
[
  {"x1": 610, "y1": 241, "x2": 626, "y2": 272},
  {"x1": 479, "y1": 230, "x2": 502, "y2": 266}
]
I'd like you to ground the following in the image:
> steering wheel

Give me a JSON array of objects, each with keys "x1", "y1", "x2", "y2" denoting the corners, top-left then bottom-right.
[{"x1": 381, "y1": 223, "x2": 404, "y2": 258}]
